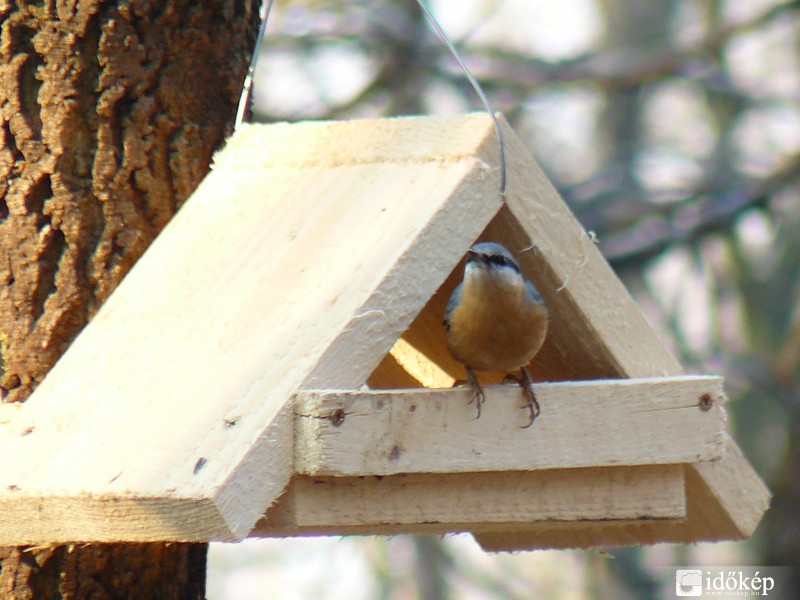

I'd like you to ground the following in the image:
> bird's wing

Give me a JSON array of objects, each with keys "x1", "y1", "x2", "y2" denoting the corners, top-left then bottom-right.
[
  {"x1": 443, "y1": 282, "x2": 463, "y2": 330},
  {"x1": 524, "y1": 279, "x2": 546, "y2": 306}
]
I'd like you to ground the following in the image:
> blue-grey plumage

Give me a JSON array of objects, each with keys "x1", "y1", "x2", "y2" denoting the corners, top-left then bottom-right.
[{"x1": 444, "y1": 242, "x2": 549, "y2": 426}]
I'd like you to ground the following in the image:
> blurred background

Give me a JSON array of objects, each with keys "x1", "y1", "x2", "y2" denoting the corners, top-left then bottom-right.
[{"x1": 208, "y1": 0, "x2": 800, "y2": 597}]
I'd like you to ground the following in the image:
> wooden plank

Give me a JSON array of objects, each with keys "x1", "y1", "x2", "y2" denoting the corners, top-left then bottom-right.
[
  {"x1": 219, "y1": 114, "x2": 511, "y2": 171},
  {"x1": 0, "y1": 495, "x2": 231, "y2": 545},
  {"x1": 0, "y1": 403, "x2": 21, "y2": 429},
  {"x1": 256, "y1": 442, "x2": 770, "y2": 550},
  {"x1": 295, "y1": 376, "x2": 726, "y2": 476},
  {"x1": 474, "y1": 521, "x2": 680, "y2": 551},
  {"x1": 683, "y1": 438, "x2": 771, "y2": 540},
  {"x1": 0, "y1": 115, "x2": 506, "y2": 544},
  {"x1": 252, "y1": 518, "x2": 688, "y2": 541},
  {"x1": 474, "y1": 442, "x2": 772, "y2": 550},
  {"x1": 252, "y1": 464, "x2": 685, "y2": 537}
]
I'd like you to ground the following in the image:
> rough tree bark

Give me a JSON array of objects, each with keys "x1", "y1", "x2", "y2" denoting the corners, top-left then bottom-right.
[{"x1": 0, "y1": 0, "x2": 259, "y2": 597}]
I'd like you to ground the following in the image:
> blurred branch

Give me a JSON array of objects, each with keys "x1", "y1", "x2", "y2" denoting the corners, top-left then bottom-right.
[
  {"x1": 255, "y1": 0, "x2": 798, "y2": 123},
  {"x1": 412, "y1": 536, "x2": 452, "y2": 600},
  {"x1": 452, "y1": 0, "x2": 800, "y2": 89},
  {"x1": 598, "y1": 154, "x2": 800, "y2": 269}
]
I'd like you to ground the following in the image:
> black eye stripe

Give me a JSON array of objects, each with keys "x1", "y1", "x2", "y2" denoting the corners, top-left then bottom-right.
[{"x1": 487, "y1": 254, "x2": 520, "y2": 273}]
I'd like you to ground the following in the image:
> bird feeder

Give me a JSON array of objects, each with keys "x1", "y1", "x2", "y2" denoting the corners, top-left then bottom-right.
[{"x1": 0, "y1": 114, "x2": 769, "y2": 550}]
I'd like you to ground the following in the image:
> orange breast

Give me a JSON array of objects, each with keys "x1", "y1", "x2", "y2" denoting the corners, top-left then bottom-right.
[{"x1": 446, "y1": 284, "x2": 548, "y2": 371}]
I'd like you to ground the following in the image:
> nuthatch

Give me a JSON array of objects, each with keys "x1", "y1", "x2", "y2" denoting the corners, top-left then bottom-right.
[{"x1": 444, "y1": 242, "x2": 549, "y2": 428}]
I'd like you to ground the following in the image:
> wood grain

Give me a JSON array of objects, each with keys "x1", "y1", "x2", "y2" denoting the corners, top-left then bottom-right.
[
  {"x1": 253, "y1": 464, "x2": 685, "y2": 537},
  {"x1": 475, "y1": 441, "x2": 772, "y2": 550},
  {"x1": 295, "y1": 376, "x2": 726, "y2": 476}
]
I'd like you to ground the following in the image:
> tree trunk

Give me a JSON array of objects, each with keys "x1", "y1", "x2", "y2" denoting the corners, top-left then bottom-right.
[
  {"x1": 0, "y1": 0, "x2": 259, "y2": 597},
  {"x1": 0, "y1": 544, "x2": 208, "y2": 599}
]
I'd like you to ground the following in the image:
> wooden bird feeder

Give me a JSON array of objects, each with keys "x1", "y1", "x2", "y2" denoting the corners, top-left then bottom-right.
[{"x1": 0, "y1": 114, "x2": 770, "y2": 550}]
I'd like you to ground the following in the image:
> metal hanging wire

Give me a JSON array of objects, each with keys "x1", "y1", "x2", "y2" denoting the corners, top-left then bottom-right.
[
  {"x1": 235, "y1": 0, "x2": 275, "y2": 129},
  {"x1": 414, "y1": 0, "x2": 507, "y2": 199},
  {"x1": 234, "y1": 0, "x2": 507, "y2": 200}
]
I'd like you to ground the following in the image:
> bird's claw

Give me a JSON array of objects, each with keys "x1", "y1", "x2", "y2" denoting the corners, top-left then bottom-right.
[
  {"x1": 465, "y1": 367, "x2": 485, "y2": 419},
  {"x1": 471, "y1": 386, "x2": 486, "y2": 419},
  {"x1": 464, "y1": 367, "x2": 539, "y2": 425},
  {"x1": 519, "y1": 367, "x2": 540, "y2": 428}
]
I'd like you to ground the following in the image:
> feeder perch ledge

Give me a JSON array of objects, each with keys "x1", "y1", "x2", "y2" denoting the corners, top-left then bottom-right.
[{"x1": 0, "y1": 114, "x2": 770, "y2": 550}]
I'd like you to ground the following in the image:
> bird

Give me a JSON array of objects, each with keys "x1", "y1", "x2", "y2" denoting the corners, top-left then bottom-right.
[{"x1": 443, "y1": 242, "x2": 549, "y2": 428}]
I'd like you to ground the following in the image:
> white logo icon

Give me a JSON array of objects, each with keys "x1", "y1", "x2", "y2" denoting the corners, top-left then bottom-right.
[{"x1": 676, "y1": 570, "x2": 703, "y2": 596}]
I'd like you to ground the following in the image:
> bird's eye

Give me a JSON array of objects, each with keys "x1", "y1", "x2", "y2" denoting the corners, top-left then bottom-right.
[{"x1": 490, "y1": 255, "x2": 510, "y2": 267}]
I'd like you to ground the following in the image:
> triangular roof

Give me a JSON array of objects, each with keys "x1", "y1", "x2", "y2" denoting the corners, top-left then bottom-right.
[{"x1": 0, "y1": 114, "x2": 769, "y2": 548}]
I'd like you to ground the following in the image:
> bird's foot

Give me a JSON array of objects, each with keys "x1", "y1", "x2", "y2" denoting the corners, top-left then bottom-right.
[
  {"x1": 519, "y1": 367, "x2": 540, "y2": 429},
  {"x1": 465, "y1": 367, "x2": 485, "y2": 419}
]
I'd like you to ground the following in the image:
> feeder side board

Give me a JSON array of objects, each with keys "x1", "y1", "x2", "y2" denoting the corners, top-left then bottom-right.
[
  {"x1": 295, "y1": 377, "x2": 726, "y2": 476},
  {"x1": 475, "y1": 441, "x2": 771, "y2": 551},
  {"x1": 253, "y1": 464, "x2": 685, "y2": 538}
]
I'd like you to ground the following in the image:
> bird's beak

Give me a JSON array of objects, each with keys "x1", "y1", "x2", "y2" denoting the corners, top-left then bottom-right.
[
  {"x1": 466, "y1": 249, "x2": 482, "y2": 264},
  {"x1": 467, "y1": 249, "x2": 491, "y2": 267}
]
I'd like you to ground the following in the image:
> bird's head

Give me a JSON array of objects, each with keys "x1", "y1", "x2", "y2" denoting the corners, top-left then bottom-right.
[{"x1": 465, "y1": 242, "x2": 524, "y2": 289}]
